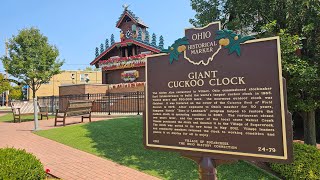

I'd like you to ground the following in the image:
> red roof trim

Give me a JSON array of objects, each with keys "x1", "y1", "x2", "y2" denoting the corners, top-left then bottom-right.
[
  {"x1": 131, "y1": 40, "x2": 161, "y2": 53},
  {"x1": 90, "y1": 39, "x2": 161, "y2": 65},
  {"x1": 116, "y1": 12, "x2": 138, "y2": 28},
  {"x1": 90, "y1": 43, "x2": 118, "y2": 65}
]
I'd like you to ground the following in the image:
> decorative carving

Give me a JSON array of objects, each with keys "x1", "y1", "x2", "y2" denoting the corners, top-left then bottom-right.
[
  {"x1": 215, "y1": 30, "x2": 254, "y2": 56},
  {"x1": 100, "y1": 43, "x2": 104, "y2": 54},
  {"x1": 161, "y1": 37, "x2": 189, "y2": 64},
  {"x1": 121, "y1": 70, "x2": 139, "y2": 82}
]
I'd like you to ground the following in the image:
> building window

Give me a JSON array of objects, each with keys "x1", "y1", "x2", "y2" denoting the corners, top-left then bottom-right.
[
  {"x1": 104, "y1": 72, "x2": 109, "y2": 84},
  {"x1": 124, "y1": 16, "x2": 131, "y2": 22},
  {"x1": 128, "y1": 46, "x2": 133, "y2": 57},
  {"x1": 71, "y1": 73, "x2": 75, "y2": 80},
  {"x1": 43, "y1": 81, "x2": 51, "y2": 85},
  {"x1": 80, "y1": 74, "x2": 89, "y2": 82},
  {"x1": 121, "y1": 48, "x2": 126, "y2": 57}
]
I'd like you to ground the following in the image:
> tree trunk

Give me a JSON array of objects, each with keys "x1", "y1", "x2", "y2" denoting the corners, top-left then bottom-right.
[
  {"x1": 32, "y1": 82, "x2": 36, "y2": 99},
  {"x1": 302, "y1": 111, "x2": 317, "y2": 146}
]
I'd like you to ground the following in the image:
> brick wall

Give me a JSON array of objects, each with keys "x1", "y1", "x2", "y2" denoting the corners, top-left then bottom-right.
[
  {"x1": 59, "y1": 85, "x2": 85, "y2": 96},
  {"x1": 108, "y1": 85, "x2": 144, "y2": 93},
  {"x1": 85, "y1": 84, "x2": 109, "y2": 94}
]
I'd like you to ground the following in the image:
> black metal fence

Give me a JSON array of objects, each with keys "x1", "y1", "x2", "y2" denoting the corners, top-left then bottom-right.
[{"x1": 37, "y1": 91, "x2": 145, "y2": 114}]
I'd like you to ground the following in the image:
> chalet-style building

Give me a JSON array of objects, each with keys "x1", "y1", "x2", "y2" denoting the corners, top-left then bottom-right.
[{"x1": 90, "y1": 6, "x2": 163, "y2": 89}]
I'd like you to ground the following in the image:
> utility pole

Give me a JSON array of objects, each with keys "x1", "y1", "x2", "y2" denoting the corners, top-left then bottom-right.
[{"x1": 5, "y1": 39, "x2": 9, "y2": 107}]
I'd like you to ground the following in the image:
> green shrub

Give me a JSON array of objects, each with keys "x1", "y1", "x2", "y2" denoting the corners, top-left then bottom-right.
[
  {"x1": 0, "y1": 147, "x2": 46, "y2": 180},
  {"x1": 270, "y1": 143, "x2": 320, "y2": 179}
]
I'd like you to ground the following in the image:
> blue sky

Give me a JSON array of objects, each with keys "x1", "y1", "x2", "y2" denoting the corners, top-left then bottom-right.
[{"x1": 0, "y1": 0, "x2": 196, "y2": 72}]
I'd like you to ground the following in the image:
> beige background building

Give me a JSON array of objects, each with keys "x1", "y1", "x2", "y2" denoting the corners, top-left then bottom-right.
[{"x1": 28, "y1": 70, "x2": 102, "y2": 98}]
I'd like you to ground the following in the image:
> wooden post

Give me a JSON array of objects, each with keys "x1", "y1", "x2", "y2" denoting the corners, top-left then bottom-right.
[
  {"x1": 125, "y1": 48, "x2": 128, "y2": 57},
  {"x1": 182, "y1": 154, "x2": 217, "y2": 180}
]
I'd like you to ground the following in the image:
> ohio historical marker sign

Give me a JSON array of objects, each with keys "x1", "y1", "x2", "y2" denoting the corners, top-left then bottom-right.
[{"x1": 144, "y1": 22, "x2": 293, "y2": 163}]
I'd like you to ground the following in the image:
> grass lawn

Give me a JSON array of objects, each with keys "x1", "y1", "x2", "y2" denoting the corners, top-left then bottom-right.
[
  {"x1": 0, "y1": 113, "x2": 55, "y2": 122},
  {"x1": 35, "y1": 117, "x2": 279, "y2": 180}
]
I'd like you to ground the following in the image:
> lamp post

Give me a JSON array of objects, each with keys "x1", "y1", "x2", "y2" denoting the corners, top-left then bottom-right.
[
  {"x1": 5, "y1": 39, "x2": 9, "y2": 107},
  {"x1": 33, "y1": 54, "x2": 39, "y2": 131},
  {"x1": 33, "y1": 96, "x2": 39, "y2": 131}
]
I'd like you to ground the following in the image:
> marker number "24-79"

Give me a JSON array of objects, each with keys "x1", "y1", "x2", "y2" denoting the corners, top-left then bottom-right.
[{"x1": 258, "y1": 147, "x2": 276, "y2": 153}]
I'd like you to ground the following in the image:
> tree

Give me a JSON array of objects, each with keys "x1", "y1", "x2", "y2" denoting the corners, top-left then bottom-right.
[
  {"x1": 137, "y1": 28, "x2": 142, "y2": 41},
  {"x1": 189, "y1": 0, "x2": 221, "y2": 28},
  {"x1": 100, "y1": 43, "x2": 104, "y2": 54},
  {"x1": 273, "y1": 26, "x2": 319, "y2": 146},
  {"x1": 1, "y1": 27, "x2": 63, "y2": 99},
  {"x1": 95, "y1": 47, "x2": 99, "y2": 57},
  {"x1": 151, "y1": 33, "x2": 157, "y2": 46},
  {"x1": 110, "y1": 34, "x2": 115, "y2": 45},
  {"x1": 83, "y1": 66, "x2": 100, "y2": 71},
  {"x1": 0, "y1": 73, "x2": 10, "y2": 94},
  {"x1": 9, "y1": 86, "x2": 23, "y2": 100},
  {"x1": 189, "y1": 0, "x2": 320, "y2": 145},
  {"x1": 105, "y1": 39, "x2": 109, "y2": 49},
  {"x1": 159, "y1": 35, "x2": 164, "y2": 49},
  {"x1": 1, "y1": 27, "x2": 63, "y2": 129},
  {"x1": 145, "y1": 31, "x2": 150, "y2": 44}
]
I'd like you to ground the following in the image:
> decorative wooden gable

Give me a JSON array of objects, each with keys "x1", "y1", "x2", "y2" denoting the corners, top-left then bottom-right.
[
  {"x1": 91, "y1": 5, "x2": 164, "y2": 71},
  {"x1": 116, "y1": 6, "x2": 148, "y2": 41}
]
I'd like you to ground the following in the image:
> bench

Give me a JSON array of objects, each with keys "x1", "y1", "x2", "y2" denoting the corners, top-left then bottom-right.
[
  {"x1": 54, "y1": 100, "x2": 93, "y2": 126},
  {"x1": 10, "y1": 101, "x2": 49, "y2": 123}
]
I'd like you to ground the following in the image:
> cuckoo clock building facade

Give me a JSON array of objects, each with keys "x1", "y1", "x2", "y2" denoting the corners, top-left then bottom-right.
[{"x1": 90, "y1": 7, "x2": 163, "y2": 89}]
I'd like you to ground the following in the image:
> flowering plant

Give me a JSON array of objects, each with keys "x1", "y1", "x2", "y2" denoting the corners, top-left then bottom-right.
[
  {"x1": 99, "y1": 53, "x2": 151, "y2": 71},
  {"x1": 45, "y1": 168, "x2": 50, "y2": 174},
  {"x1": 121, "y1": 70, "x2": 139, "y2": 82}
]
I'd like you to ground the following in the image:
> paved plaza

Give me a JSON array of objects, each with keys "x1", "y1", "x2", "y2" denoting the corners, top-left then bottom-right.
[{"x1": 0, "y1": 113, "x2": 159, "y2": 180}]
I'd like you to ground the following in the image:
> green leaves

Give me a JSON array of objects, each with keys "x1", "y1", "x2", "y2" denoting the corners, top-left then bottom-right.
[
  {"x1": 189, "y1": 0, "x2": 220, "y2": 28},
  {"x1": 0, "y1": 148, "x2": 46, "y2": 180},
  {"x1": 0, "y1": 27, "x2": 64, "y2": 98},
  {"x1": 0, "y1": 74, "x2": 10, "y2": 94},
  {"x1": 161, "y1": 37, "x2": 189, "y2": 64},
  {"x1": 277, "y1": 29, "x2": 319, "y2": 112},
  {"x1": 215, "y1": 29, "x2": 254, "y2": 56}
]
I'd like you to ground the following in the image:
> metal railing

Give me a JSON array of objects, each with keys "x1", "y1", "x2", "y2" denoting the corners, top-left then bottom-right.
[{"x1": 38, "y1": 91, "x2": 145, "y2": 115}]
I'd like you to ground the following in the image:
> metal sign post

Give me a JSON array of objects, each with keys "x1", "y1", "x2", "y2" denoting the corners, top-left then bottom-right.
[{"x1": 33, "y1": 97, "x2": 39, "y2": 131}]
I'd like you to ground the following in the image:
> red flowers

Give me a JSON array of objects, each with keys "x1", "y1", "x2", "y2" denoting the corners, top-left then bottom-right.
[
  {"x1": 98, "y1": 53, "x2": 150, "y2": 65},
  {"x1": 45, "y1": 168, "x2": 50, "y2": 173}
]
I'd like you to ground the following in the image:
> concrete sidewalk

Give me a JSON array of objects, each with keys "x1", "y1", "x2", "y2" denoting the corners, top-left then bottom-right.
[{"x1": 0, "y1": 114, "x2": 159, "y2": 180}]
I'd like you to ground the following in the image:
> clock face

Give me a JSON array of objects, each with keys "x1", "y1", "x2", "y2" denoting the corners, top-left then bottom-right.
[{"x1": 126, "y1": 30, "x2": 132, "y2": 38}]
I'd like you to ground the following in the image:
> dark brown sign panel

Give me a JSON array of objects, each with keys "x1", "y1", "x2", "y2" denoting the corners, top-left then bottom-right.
[{"x1": 145, "y1": 22, "x2": 293, "y2": 163}]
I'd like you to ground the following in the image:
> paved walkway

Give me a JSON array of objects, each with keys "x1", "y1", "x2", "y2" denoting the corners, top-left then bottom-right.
[{"x1": 0, "y1": 113, "x2": 159, "y2": 180}]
